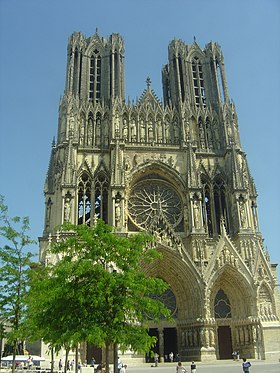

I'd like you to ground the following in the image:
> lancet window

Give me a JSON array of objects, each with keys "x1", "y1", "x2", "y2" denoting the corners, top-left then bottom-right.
[
  {"x1": 78, "y1": 172, "x2": 91, "y2": 225},
  {"x1": 201, "y1": 175, "x2": 228, "y2": 236},
  {"x1": 77, "y1": 171, "x2": 109, "y2": 225},
  {"x1": 89, "y1": 49, "x2": 101, "y2": 102},
  {"x1": 94, "y1": 172, "x2": 109, "y2": 223},
  {"x1": 192, "y1": 57, "x2": 206, "y2": 107},
  {"x1": 213, "y1": 176, "x2": 228, "y2": 234},
  {"x1": 178, "y1": 55, "x2": 185, "y2": 101},
  {"x1": 201, "y1": 177, "x2": 213, "y2": 236}
]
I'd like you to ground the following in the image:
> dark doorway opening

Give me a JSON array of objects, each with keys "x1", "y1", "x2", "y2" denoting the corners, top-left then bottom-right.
[
  {"x1": 146, "y1": 328, "x2": 159, "y2": 363},
  {"x1": 217, "y1": 326, "x2": 232, "y2": 359},
  {"x1": 164, "y1": 327, "x2": 178, "y2": 361},
  {"x1": 86, "y1": 343, "x2": 102, "y2": 365}
]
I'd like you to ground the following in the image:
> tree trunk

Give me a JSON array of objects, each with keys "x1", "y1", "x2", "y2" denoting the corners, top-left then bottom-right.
[
  {"x1": 105, "y1": 343, "x2": 110, "y2": 373},
  {"x1": 51, "y1": 347, "x2": 54, "y2": 373},
  {"x1": 64, "y1": 348, "x2": 70, "y2": 373},
  {"x1": 113, "y1": 343, "x2": 118, "y2": 373},
  {"x1": 12, "y1": 340, "x2": 17, "y2": 373},
  {"x1": 75, "y1": 345, "x2": 79, "y2": 373}
]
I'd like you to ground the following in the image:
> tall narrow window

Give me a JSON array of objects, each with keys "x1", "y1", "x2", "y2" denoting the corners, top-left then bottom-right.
[
  {"x1": 89, "y1": 49, "x2": 101, "y2": 102},
  {"x1": 78, "y1": 173, "x2": 91, "y2": 225},
  {"x1": 73, "y1": 49, "x2": 79, "y2": 95},
  {"x1": 216, "y1": 60, "x2": 225, "y2": 103},
  {"x1": 178, "y1": 56, "x2": 185, "y2": 101},
  {"x1": 213, "y1": 177, "x2": 228, "y2": 234},
  {"x1": 202, "y1": 178, "x2": 213, "y2": 236},
  {"x1": 94, "y1": 172, "x2": 109, "y2": 223},
  {"x1": 192, "y1": 57, "x2": 206, "y2": 107}
]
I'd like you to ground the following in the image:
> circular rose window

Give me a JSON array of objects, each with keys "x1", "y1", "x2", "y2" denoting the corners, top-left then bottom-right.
[{"x1": 128, "y1": 180, "x2": 182, "y2": 229}]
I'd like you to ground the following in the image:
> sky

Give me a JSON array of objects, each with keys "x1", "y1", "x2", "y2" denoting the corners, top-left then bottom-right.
[{"x1": 0, "y1": 0, "x2": 279, "y2": 278}]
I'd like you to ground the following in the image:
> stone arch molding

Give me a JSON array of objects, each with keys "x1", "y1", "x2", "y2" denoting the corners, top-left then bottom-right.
[
  {"x1": 205, "y1": 233, "x2": 256, "y2": 319},
  {"x1": 142, "y1": 244, "x2": 204, "y2": 321}
]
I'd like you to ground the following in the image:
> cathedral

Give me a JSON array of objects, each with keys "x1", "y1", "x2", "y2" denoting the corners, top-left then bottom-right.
[{"x1": 39, "y1": 31, "x2": 280, "y2": 362}]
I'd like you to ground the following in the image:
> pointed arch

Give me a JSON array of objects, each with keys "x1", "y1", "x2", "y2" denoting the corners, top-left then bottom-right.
[{"x1": 258, "y1": 282, "x2": 275, "y2": 320}]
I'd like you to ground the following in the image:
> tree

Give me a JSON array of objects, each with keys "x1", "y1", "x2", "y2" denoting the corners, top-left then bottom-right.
[
  {"x1": 0, "y1": 195, "x2": 35, "y2": 373},
  {"x1": 27, "y1": 220, "x2": 171, "y2": 373}
]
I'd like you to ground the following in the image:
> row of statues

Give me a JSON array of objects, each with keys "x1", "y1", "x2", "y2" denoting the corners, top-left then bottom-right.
[{"x1": 65, "y1": 112, "x2": 235, "y2": 148}]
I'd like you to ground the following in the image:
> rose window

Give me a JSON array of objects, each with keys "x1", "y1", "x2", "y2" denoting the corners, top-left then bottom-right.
[{"x1": 128, "y1": 180, "x2": 182, "y2": 229}]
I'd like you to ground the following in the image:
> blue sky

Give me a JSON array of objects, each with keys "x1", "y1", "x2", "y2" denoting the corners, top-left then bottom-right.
[{"x1": 0, "y1": 0, "x2": 279, "y2": 277}]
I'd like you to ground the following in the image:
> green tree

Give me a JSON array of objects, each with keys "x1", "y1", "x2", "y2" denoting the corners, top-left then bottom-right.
[
  {"x1": 27, "y1": 220, "x2": 171, "y2": 373},
  {"x1": 0, "y1": 195, "x2": 35, "y2": 373}
]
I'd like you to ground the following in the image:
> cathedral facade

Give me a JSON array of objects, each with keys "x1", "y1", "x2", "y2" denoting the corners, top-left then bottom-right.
[{"x1": 40, "y1": 31, "x2": 280, "y2": 362}]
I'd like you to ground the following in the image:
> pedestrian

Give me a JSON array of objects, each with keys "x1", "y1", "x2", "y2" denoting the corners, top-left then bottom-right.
[
  {"x1": 242, "y1": 358, "x2": 251, "y2": 372},
  {"x1": 96, "y1": 363, "x2": 102, "y2": 373},
  {"x1": 169, "y1": 352, "x2": 174, "y2": 362},
  {"x1": 190, "y1": 361, "x2": 196, "y2": 373},
  {"x1": 70, "y1": 359, "x2": 75, "y2": 370},
  {"x1": 59, "y1": 359, "x2": 63, "y2": 371},
  {"x1": 66, "y1": 360, "x2": 70, "y2": 371},
  {"x1": 176, "y1": 361, "x2": 186, "y2": 373},
  {"x1": 120, "y1": 364, "x2": 127, "y2": 373},
  {"x1": 27, "y1": 356, "x2": 33, "y2": 369},
  {"x1": 91, "y1": 357, "x2": 96, "y2": 368},
  {"x1": 118, "y1": 357, "x2": 123, "y2": 373}
]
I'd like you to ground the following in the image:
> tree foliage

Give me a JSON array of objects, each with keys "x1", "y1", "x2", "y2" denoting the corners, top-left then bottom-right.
[
  {"x1": 0, "y1": 195, "x2": 35, "y2": 373},
  {"x1": 27, "y1": 220, "x2": 171, "y2": 372}
]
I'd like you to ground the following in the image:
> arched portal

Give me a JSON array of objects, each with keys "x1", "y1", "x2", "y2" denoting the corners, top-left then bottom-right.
[
  {"x1": 209, "y1": 265, "x2": 256, "y2": 360},
  {"x1": 142, "y1": 244, "x2": 203, "y2": 362}
]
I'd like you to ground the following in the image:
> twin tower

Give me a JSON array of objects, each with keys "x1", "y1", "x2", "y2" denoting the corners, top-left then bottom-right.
[{"x1": 40, "y1": 31, "x2": 280, "y2": 363}]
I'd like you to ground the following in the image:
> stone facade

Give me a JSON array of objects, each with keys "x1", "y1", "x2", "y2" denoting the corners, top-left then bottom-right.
[{"x1": 40, "y1": 31, "x2": 280, "y2": 362}]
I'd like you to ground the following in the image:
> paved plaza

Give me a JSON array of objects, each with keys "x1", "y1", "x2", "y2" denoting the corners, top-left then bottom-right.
[{"x1": 126, "y1": 360, "x2": 280, "y2": 373}]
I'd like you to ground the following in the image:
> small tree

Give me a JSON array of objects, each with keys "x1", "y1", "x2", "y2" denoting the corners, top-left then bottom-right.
[
  {"x1": 0, "y1": 196, "x2": 35, "y2": 373},
  {"x1": 27, "y1": 220, "x2": 171, "y2": 373}
]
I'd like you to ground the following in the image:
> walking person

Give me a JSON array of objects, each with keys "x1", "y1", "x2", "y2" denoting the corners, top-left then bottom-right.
[
  {"x1": 176, "y1": 361, "x2": 186, "y2": 373},
  {"x1": 59, "y1": 359, "x2": 63, "y2": 371},
  {"x1": 118, "y1": 357, "x2": 123, "y2": 373},
  {"x1": 120, "y1": 364, "x2": 127, "y2": 373},
  {"x1": 190, "y1": 361, "x2": 196, "y2": 373},
  {"x1": 242, "y1": 358, "x2": 251, "y2": 372},
  {"x1": 169, "y1": 352, "x2": 174, "y2": 362}
]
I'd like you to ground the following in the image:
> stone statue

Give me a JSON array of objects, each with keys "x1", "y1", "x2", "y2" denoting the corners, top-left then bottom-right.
[{"x1": 64, "y1": 198, "x2": 71, "y2": 221}]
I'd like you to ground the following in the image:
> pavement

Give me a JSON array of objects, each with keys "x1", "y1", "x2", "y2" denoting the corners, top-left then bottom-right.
[
  {"x1": 125, "y1": 360, "x2": 280, "y2": 373},
  {"x1": 1, "y1": 360, "x2": 279, "y2": 373}
]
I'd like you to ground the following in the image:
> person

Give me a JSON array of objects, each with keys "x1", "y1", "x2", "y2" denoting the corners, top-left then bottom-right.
[
  {"x1": 91, "y1": 357, "x2": 96, "y2": 368},
  {"x1": 242, "y1": 358, "x2": 251, "y2": 372},
  {"x1": 27, "y1": 356, "x2": 33, "y2": 369},
  {"x1": 176, "y1": 361, "x2": 186, "y2": 373},
  {"x1": 120, "y1": 364, "x2": 127, "y2": 373},
  {"x1": 169, "y1": 352, "x2": 174, "y2": 362},
  {"x1": 70, "y1": 359, "x2": 75, "y2": 370},
  {"x1": 96, "y1": 363, "x2": 102, "y2": 373},
  {"x1": 118, "y1": 357, "x2": 123, "y2": 373},
  {"x1": 190, "y1": 361, "x2": 197, "y2": 373},
  {"x1": 59, "y1": 359, "x2": 63, "y2": 371},
  {"x1": 154, "y1": 353, "x2": 159, "y2": 367}
]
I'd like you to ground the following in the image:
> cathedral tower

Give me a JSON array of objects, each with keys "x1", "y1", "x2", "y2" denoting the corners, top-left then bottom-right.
[{"x1": 40, "y1": 31, "x2": 280, "y2": 362}]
